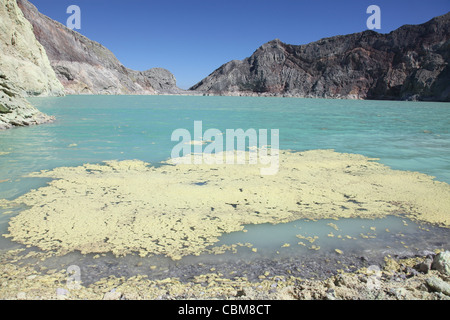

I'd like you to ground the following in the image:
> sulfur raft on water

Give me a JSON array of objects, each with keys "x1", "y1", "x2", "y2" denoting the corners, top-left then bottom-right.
[{"x1": 1, "y1": 149, "x2": 449, "y2": 260}]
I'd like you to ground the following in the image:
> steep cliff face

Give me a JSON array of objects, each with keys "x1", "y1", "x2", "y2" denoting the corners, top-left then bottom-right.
[
  {"x1": 0, "y1": 73, "x2": 54, "y2": 130},
  {"x1": 0, "y1": 0, "x2": 64, "y2": 97},
  {"x1": 191, "y1": 13, "x2": 450, "y2": 102},
  {"x1": 17, "y1": 0, "x2": 183, "y2": 95},
  {"x1": 0, "y1": 0, "x2": 60, "y2": 130}
]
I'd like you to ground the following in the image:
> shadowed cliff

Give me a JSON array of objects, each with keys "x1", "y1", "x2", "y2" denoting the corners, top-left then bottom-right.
[{"x1": 191, "y1": 13, "x2": 450, "y2": 102}]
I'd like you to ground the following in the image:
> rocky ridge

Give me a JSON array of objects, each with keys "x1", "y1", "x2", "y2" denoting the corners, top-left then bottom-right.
[
  {"x1": 190, "y1": 12, "x2": 450, "y2": 102},
  {"x1": 17, "y1": 0, "x2": 184, "y2": 95}
]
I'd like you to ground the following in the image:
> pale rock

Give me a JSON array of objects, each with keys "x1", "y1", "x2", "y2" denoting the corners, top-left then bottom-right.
[
  {"x1": 0, "y1": 0, "x2": 64, "y2": 97},
  {"x1": 16, "y1": 292, "x2": 27, "y2": 300},
  {"x1": 426, "y1": 277, "x2": 450, "y2": 296},
  {"x1": 103, "y1": 290, "x2": 122, "y2": 300},
  {"x1": 418, "y1": 257, "x2": 433, "y2": 274},
  {"x1": 432, "y1": 251, "x2": 450, "y2": 276},
  {"x1": 0, "y1": 0, "x2": 60, "y2": 130}
]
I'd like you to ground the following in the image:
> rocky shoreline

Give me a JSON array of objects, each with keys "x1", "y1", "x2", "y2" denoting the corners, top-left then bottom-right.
[
  {"x1": 0, "y1": 73, "x2": 55, "y2": 130},
  {"x1": 0, "y1": 246, "x2": 449, "y2": 300}
]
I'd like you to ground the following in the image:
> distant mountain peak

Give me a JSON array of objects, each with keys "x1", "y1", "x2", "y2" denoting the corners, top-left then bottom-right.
[{"x1": 17, "y1": 0, "x2": 184, "y2": 95}]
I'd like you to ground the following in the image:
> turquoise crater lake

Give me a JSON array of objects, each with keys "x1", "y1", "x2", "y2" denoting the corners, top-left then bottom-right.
[{"x1": 0, "y1": 96, "x2": 449, "y2": 266}]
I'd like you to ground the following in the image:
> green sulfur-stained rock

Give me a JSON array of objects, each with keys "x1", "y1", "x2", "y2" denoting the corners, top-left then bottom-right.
[{"x1": 0, "y1": 103, "x2": 10, "y2": 114}]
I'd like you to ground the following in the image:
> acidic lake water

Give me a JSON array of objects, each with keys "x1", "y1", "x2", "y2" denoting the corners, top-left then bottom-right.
[{"x1": 0, "y1": 96, "x2": 449, "y2": 280}]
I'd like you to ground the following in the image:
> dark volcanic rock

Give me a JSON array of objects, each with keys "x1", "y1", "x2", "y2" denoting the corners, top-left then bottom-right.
[
  {"x1": 17, "y1": 0, "x2": 184, "y2": 95},
  {"x1": 191, "y1": 13, "x2": 450, "y2": 102}
]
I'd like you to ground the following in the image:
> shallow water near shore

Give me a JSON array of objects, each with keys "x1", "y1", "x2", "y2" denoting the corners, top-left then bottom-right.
[
  {"x1": 2, "y1": 215, "x2": 449, "y2": 285},
  {"x1": 0, "y1": 96, "x2": 449, "y2": 284}
]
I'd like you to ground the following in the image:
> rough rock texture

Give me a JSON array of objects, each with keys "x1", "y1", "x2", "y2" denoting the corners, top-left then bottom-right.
[
  {"x1": 0, "y1": 0, "x2": 64, "y2": 97},
  {"x1": 0, "y1": 0, "x2": 60, "y2": 130},
  {"x1": 290, "y1": 253, "x2": 450, "y2": 300},
  {"x1": 1, "y1": 249, "x2": 450, "y2": 300},
  {"x1": 0, "y1": 73, "x2": 54, "y2": 130},
  {"x1": 432, "y1": 251, "x2": 450, "y2": 276},
  {"x1": 141, "y1": 68, "x2": 179, "y2": 93},
  {"x1": 17, "y1": 0, "x2": 184, "y2": 95},
  {"x1": 191, "y1": 13, "x2": 450, "y2": 102}
]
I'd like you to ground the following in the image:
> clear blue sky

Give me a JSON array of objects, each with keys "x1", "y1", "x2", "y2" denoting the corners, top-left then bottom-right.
[{"x1": 28, "y1": 0, "x2": 450, "y2": 89}]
